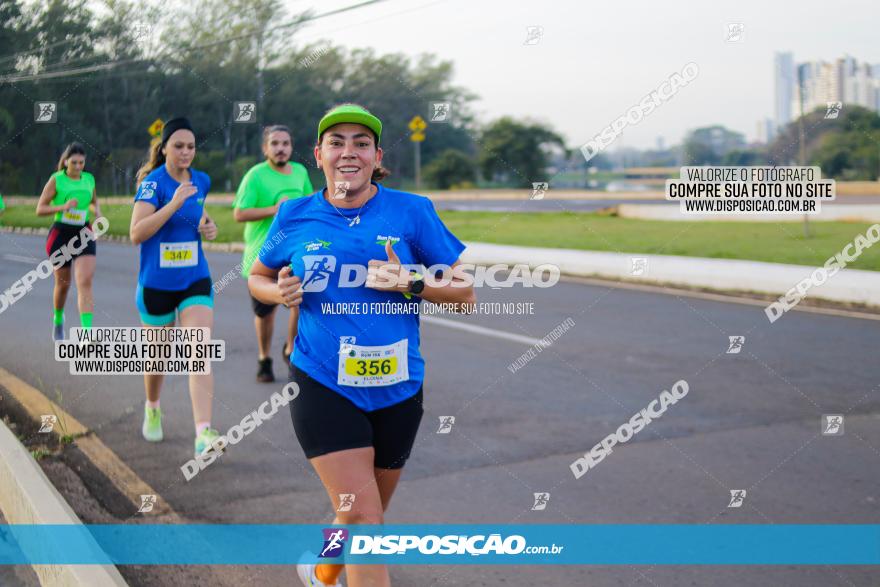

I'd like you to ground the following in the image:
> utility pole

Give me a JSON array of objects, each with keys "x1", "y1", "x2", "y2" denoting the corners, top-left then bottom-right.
[
  {"x1": 414, "y1": 141, "x2": 421, "y2": 189},
  {"x1": 408, "y1": 115, "x2": 427, "y2": 189},
  {"x1": 797, "y1": 65, "x2": 810, "y2": 238}
]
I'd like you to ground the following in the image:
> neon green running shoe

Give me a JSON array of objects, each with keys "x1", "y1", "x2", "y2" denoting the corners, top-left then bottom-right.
[
  {"x1": 194, "y1": 427, "x2": 226, "y2": 459},
  {"x1": 142, "y1": 405, "x2": 163, "y2": 442}
]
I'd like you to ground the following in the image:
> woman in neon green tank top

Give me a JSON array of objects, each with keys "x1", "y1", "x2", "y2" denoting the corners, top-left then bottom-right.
[{"x1": 36, "y1": 143, "x2": 102, "y2": 341}]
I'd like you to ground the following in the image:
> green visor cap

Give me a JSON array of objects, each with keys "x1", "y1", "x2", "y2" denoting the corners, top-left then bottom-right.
[{"x1": 317, "y1": 104, "x2": 383, "y2": 145}]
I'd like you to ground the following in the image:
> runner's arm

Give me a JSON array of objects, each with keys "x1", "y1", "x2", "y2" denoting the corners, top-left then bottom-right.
[
  {"x1": 199, "y1": 211, "x2": 218, "y2": 241},
  {"x1": 415, "y1": 260, "x2": 476, "y2": 311},
  {"x1": 248, "y1": 259, "x2": 302, "y2": 307},
  {"x1": 130, "y1": 182, "x2": 198, "y2": 244},
  {"x1": 35, "y1": 176, "x2": 68, "y2": 216},
  {"x1": 90, "y1": 187, "x2": 101, "y2": 218},
  {"x1": 231, "y1": 174, "x2": 282, "y2": 222},
  {"x1": 233, "y1": 204, "x2": 279, "y2": 222},
  {"x1": 130, "y1": 200, "x2": 181, "y2": 245}
]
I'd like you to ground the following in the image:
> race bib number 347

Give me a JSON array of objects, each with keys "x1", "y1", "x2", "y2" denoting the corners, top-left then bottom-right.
[
  {"x1": 338, "y1": 339, "x2": 408, "y2": 387},
  {"x1": 160, "y1": 241, "x2": 198, "y2": 268}
]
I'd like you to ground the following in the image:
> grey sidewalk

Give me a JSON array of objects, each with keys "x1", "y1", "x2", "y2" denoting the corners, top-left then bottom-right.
[{"x1": 461, "y1": 241, "x2": 880, "y2": 308}]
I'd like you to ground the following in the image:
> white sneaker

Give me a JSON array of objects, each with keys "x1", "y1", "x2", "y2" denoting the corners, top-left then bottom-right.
[{"x1": 297, "y1": 552, "x2": 343, "y2": 586}]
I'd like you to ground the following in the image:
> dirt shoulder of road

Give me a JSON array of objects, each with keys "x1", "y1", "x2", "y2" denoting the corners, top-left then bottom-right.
[{"x1": 0, "y1": 372, "x2": 259, "y2": 587}]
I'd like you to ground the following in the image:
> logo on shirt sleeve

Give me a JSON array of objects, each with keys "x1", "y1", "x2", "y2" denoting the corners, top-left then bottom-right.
[{"x1": 138, "y1": 181, "x2": 158, "y2": 200}]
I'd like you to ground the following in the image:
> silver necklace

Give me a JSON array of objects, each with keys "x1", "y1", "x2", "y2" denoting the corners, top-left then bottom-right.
[{"x1": 327, "y1": 187, "x2": 373, "y2": 227}]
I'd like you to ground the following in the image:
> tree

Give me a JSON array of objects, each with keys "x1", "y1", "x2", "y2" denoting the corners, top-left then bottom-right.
[
  {"x1": 0, "y1": 0, "x2": 26, "y2": 137},
  {"x1": 681, "y1": 125, "x2": 745, "y2": 166},
  {"x1": 93, "y1": 0, "x2": 162, "y2": 194},
  {"x1": 770, "y1": 105, "x2": 880, "y2": 180},
  {"x1": 721, "y1": 149, "x2": 767, "y2": 166},
  {"x1": 0, "y1": 1, "x2": 482, "y2": 194},
  {"x1": 423, "y1": 149, "x2": 476, "y2": 189},
  {"x1": 478, "y1": 118, "x2": 565, "y2": 187}
]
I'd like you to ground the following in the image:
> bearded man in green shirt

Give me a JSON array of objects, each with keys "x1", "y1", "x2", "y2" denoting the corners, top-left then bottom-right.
[{"x1": 233, "y1": 125, "x2": 313, "y2": 382}]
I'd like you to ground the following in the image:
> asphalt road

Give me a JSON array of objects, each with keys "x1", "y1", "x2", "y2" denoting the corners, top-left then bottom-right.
[{"x1": 1, "y1": 232, "x2": 879, "y2": 586}]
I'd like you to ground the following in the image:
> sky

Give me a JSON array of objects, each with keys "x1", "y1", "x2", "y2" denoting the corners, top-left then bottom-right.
[{"x1": 283, "y1": 0, "x2": 880, "y2": 151}]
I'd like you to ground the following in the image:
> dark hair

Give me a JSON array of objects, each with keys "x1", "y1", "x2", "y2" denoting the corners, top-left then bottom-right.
[
  {"x1": 137, "y1": 120, "x2": 197, "y2": 183},
  {"x1": 57, "y1": 142, "x2": 86, "y2": 172},
  {"x1": 136, "y1": 137, "x2": 165, "y2": 183},
  {"x1": 370, "y1": 166, "x2": 391, "y2": 182},
  {"x1": 262, "y1": 124, "x2": 292, "y2": 144},
  {"x1": 316, "y1": 121, "x2": 390, "y2": 182}
]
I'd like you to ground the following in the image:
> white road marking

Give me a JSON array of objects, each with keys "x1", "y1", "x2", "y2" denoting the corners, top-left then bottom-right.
[
  {"x1": 2, "y1": 254, "x2": 40, "y2": 264},
  {"x1": 421, "y1": 315, "x2": 542, "y2": 346}
]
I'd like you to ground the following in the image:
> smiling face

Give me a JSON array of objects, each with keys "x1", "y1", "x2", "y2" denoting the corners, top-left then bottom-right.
[
  {"x1": 263, "y1": 130, "x2": 292, "y2": 167},
  {"x1": 314, "y1": 123, "x2": 383, "y2": 199},
  {"x1": 162, "y1": 129, "x2": 196, "y2": 171},
  {"x1": 65, "y1": 154, "x2": 85, "y2": 177}
]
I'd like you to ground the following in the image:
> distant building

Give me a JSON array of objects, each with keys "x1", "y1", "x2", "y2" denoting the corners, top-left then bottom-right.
[
  {"x1": 755, "y1": 118, "x2": 776, "y2": 144},
  {"x1": 779, "y1": 53, "x2": 880, "y2": 128},
  {"x1": 774, "y1": 52, "x2": 795, "y2": 127}
]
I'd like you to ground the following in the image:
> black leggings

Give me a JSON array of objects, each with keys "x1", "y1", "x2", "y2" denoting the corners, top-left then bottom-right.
[{"x1": 290, "y1": 366, "x2": 424, "y2": 469}]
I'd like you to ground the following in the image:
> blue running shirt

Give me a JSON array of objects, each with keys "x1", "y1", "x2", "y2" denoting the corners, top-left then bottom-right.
[
  {"x1": 134, "y1": 165, "x2": 212, "y2": 290},
  {"x1": 260, "y1": 183, "x2": 466, "y2": 411}
]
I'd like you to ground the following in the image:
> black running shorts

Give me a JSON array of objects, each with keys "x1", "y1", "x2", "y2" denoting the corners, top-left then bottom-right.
[
  {"x1": 136, "y1": 277, "x2": 214, "y2": 325},
  {"x1": 250, "y1": 294, "x2": 277, "y2": 318},
  {"x1": 45, "y1": 222, "x2": 96, "y2": 268},
  {"x1": 290, "y1": 366, "x2": 424, "y2": 469}
]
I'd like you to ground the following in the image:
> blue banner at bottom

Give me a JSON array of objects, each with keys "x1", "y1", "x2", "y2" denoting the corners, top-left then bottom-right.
[{"x1": 0, "y1": 525, "x2": 877, "y2": 565}]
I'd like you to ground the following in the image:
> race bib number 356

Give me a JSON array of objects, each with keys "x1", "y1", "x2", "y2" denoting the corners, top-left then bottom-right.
[
  {"x1": 160, "y1": 241, "x2": 198, "y2": 268},
  {"x1": 338, "y1": 339, "x2": 408, "y2": 387}
]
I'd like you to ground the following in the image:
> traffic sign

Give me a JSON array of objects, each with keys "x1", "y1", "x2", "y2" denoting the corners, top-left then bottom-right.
[
  {"x1": 408, "y1": 115, "x2": 427, "y2": 132},
  {"x1": 148, "y1": 118, "x2": 164, "y2": 137},
  {"x1": 410, "y1": 131, "x2": 426, "y2": 142}
]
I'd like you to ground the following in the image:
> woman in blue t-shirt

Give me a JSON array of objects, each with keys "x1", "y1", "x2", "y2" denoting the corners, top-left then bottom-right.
[
  {"x1": 249, "y1": 104, "x2": 476, "y2": 587},
  {"x1": 130, "y1": 117, "x2": 224, "y2": 459}
]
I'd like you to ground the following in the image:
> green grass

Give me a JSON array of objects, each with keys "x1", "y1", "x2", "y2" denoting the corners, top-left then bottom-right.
[
  {"x1": 1, "y1": 204, "x2": 243, "y2": 243},
  {"x1": 438, "y1": 211, "x2": 880, "y2": 271},
  {"x1": 3, "y1": 205, "x2": 879, "y2": 270}
]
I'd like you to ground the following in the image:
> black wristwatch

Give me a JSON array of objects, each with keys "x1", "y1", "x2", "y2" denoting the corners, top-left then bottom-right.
[{"x1": 408, "y1": 272, "x2": 425, "y2": 296}]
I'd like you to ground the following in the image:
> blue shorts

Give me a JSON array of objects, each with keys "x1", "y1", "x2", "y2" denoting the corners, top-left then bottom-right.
[{"x1": 136, "y1": 278, "x2": 214, "y2": 326}]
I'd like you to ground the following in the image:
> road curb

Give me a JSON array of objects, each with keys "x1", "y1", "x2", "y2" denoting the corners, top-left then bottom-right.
[
  {"x1": 0, "y1": 418, "x2": 128, "y2": 586},
  {"x1": 0, "y1": 369, "x2": 172, "y2": 517},
  {"x1": 0, "y1": 369, "x2": 252, "y2": 585},
  {"x1": 462, "y1": 241, "x2": 880, "y2": 309}
]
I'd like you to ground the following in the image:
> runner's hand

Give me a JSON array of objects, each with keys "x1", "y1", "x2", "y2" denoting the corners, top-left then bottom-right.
[
  {"x1": 367, "y1": 240, "x2": 409, "y2": 292},
  {"x1": 278, "y1": 266, "x2": 303, "y2": 307},
  {"x1": 171, "y1": 182, "x2": 199, "y2": 206},
  {"x1": 275, "y1": 195, "x2": 289, "y2": 212},
  {"x1": 63, "y1": 199, "x2": 78, "y2": 210},
  {"x1": 199, "y1": 216, "x2": 218, "y2": 241}
]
